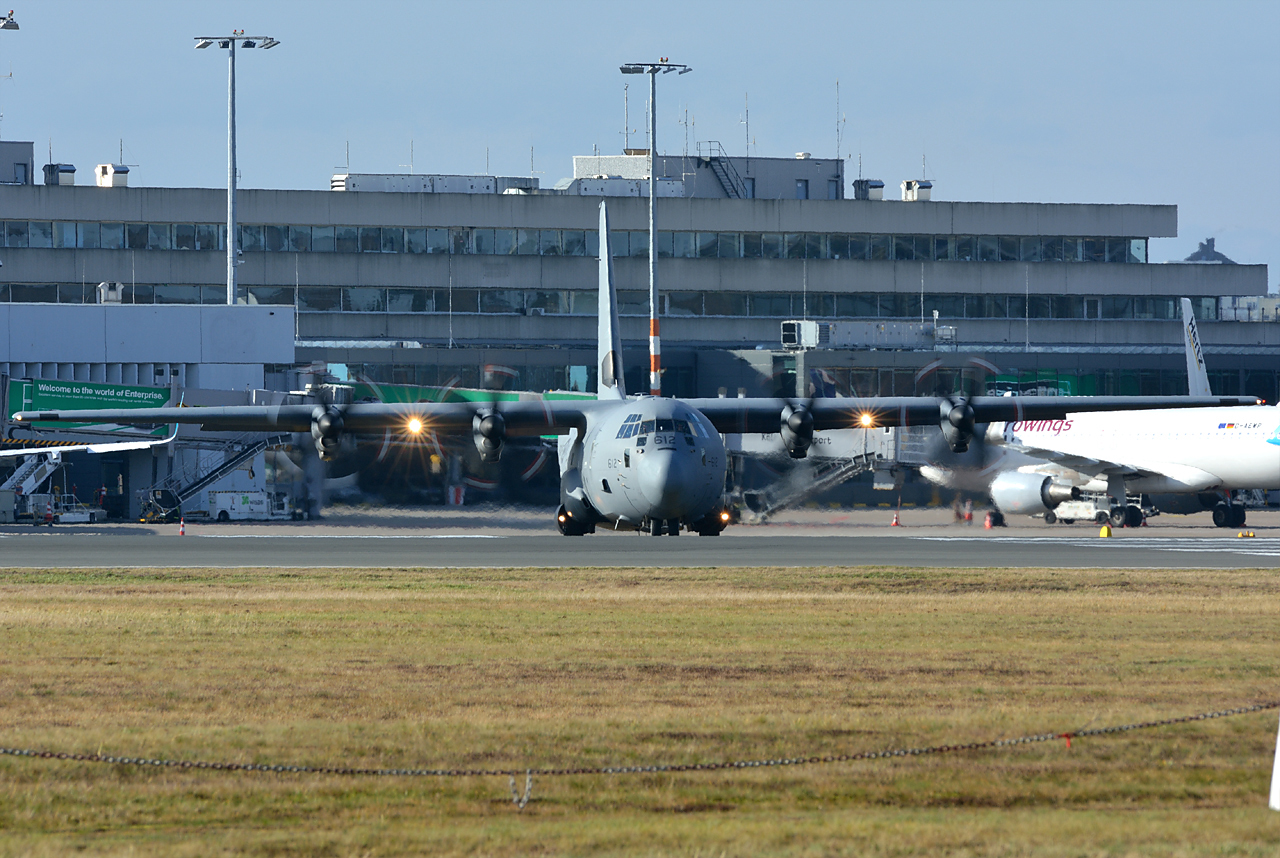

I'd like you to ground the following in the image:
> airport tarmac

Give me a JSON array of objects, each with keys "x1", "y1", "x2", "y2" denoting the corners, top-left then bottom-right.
[{"x1": 1, "y1": 505, "x2": 1279, "y2": 569}]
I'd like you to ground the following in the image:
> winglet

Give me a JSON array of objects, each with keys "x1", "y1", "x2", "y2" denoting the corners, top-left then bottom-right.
[
  {"x1": 1181, "y1": 298, "x2": 1212, "y2": 397},
  {"x1": 597, "y1": 202, "x2": 626, "y2": 400}
]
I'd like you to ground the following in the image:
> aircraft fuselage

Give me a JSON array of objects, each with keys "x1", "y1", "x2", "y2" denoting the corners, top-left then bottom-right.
[{"x1": 569, "y1": 397, "x2": 726, "y2": 531}]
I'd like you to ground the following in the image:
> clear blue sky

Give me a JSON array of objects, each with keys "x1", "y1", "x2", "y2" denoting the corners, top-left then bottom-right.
[{"x1": 2, "y1": 0, "x2": 1276, "y2": 287}]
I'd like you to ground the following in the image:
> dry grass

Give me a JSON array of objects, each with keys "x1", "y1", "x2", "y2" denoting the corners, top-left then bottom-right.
[{"x1": 1, "y1": 565, "x2": 1279, "y2": 856}]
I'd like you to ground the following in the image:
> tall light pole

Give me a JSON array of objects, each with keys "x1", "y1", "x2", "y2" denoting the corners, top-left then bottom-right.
[
  {"x1": 0, "y1": 9, "x2": 17, "y2": 155},
  {"x1": 195, "y1": 32, "x2": 280, "y2": 305},
  {"x1": 620, "y1": 60, "x2": 691, "y2": 396}
]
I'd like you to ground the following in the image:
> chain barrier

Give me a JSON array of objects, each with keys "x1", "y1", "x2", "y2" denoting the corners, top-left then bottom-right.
[{"x1": 1, "y1": 702, "x2": 1274, "y2": 782}]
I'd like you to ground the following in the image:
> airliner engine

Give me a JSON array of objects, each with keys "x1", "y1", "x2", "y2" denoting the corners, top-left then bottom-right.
[{"x1": 989, "y1": 472, "x2": 1080, "y2": 515}]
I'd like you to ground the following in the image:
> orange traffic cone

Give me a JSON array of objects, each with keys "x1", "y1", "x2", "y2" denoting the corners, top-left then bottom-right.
[
  {"x1": 984, "y1": 511, "x2": 994, "y2": 529},
  {"x1": 179, "y1": 517, "x2": 185, "y2": 536},
  {"x1": 44, "y1": 502, "x2": 53, "y2": 526},
  {"x1": 890, "y1": 511, "x2": 901, "y2": 527}
]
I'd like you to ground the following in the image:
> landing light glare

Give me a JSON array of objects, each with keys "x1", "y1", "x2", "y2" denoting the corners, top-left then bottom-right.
[
  {"x1": 859, "y1": 412, "x2": 874, "y2": 427},
  {"x1": 407, "y1": 418, "x2": 423, "y2": 435}
]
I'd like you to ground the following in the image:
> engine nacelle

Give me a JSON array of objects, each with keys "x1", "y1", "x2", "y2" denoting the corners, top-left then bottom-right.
[
  {"x1": 310, "y1": 406, "x2": 344, "y2": 460},
  {"x1": 939, "y1": 398, "x2": 976, "y2": 453},
  {"x1": 989, "y1": 471, "x2": 1080, "y2": 516},
  {"x1": 780, "y1": 404, "x2": 814, "y2": 459},
  {"x1": 472, "y1": 410, "x2": 506, "y2": 463}
]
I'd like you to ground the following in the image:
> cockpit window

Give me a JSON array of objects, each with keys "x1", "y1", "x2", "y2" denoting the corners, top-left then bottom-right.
[
  {"x1": 656, "y1": 418, "x2": 674, "y2": 433},
  {"x1": 615, "y1": 421, "x2": 640, "y2": 439},
  {"x1": 673, "y1": 419, "x2": 690, "y2": 435},
  {"x1": 640, "y1": 420, "x2": 655, "y2": 434}
]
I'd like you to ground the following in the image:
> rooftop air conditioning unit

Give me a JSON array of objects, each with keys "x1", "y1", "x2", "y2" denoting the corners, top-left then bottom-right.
[
  {"x1": 42, "y1": 163, "x2": 75, "y2": 186},
  {"x1": 96, "y1": 281, "x2": 125, "y2": 303},
  {"x1": 781, "y1": 320, "x2": 830, "y2": 349},
  {"x1": 852, "y1": 178, "x2": 885, "y2": 201},
  {"x1": 95, "y1": 164, "x2": 129, "y2": 188},
  {"x1": 900, "y1": 179, "x2": 932, "y2": 202}
]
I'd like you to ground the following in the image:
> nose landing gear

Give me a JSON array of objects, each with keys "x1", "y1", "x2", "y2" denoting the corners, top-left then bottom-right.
[{"x1": 556, "y1": 505, "x2": 593, "y2": 536}]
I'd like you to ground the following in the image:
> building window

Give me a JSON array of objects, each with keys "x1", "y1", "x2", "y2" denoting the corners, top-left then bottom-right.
[
  {"x1": 344, "y1": 287, "x2": 387, "y2": 312},
  {"x1": 381, "y1": 227, "x2": 403, "y2": 253},
  {"x1": 332, "y1": 226, "x2": 356, "y2": 253},
  {"x1": 795, "y1": 179, "x2": 809, "y2": 200},
  {"x1": 828, "y1": 179, "x2": 840, "y2": 200},
  {"x1": 626, "y1": 231, "x2": 646, "y2": 258},
  {"x1": 288, "y1": 226, "x2": 312, "y2": 253},
  {"x1": 312, "y1": 226, "x2": 336, "y2": 253},
  {"x1": 77, "y1": 222, "x2": 100, "y2": 249}
]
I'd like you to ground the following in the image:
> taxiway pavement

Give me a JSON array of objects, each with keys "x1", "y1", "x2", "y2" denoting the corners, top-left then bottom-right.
[{"x1": 1, "y1": 506, "x2": 1278, "y2": 569}]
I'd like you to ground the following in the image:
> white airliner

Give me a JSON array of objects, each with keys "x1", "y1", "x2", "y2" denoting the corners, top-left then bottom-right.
[
  {"x1": 10, "y1": 205, "x2": 1252, "y2": 536},
  {"x1": 927, "y1": 299, "x2": 1273, "y2": 528}
]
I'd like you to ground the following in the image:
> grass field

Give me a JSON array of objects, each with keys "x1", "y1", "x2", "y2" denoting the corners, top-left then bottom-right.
[{"x1": 1, "y1": 564, "x2": 1279, "y2": 856}]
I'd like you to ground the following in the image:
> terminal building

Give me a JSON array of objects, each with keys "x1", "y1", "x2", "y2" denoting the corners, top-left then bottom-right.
[
  {"x1": 0, "y1": 138, "x2": 1274, "y2": 513},
  {"x1": 0, "y1": 140, "x2": 1271, "y2": 404}
]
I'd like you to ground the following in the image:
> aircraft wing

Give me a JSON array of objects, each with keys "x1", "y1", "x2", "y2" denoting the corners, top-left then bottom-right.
[
  {"x1": 999, "y1": 439, "x2": 1224, "y2": 491},
  {"x1": 11, "y1": 399, "x2": 620, "y2": 436},
  {"x1": 0, "y1": 425, "x2": 179, "y2": 458},
  {"x1": 14, "y1": 394, "x2": 1258, "y2": 437},
  {"x1": 997, "y1": 440, "x2": 1137, "y2": 478},
  {"x1": 685, "y1": 395, "x2": 1261, "y2": 434}
]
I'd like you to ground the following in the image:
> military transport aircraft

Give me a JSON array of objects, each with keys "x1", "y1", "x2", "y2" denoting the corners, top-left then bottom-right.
[{"x1": 11, "y1": 204, "x2": 1258, "y2": 536}]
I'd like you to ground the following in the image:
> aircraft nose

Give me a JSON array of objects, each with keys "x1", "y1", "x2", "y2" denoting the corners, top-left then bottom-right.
[{"x1": 637, "y1": 449, "x2": 696, "y2": 517}]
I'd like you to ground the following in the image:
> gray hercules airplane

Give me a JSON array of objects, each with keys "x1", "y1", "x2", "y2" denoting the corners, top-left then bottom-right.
[{"x1": 11, "y1": 204, "x2": 1258, "y2": 536}]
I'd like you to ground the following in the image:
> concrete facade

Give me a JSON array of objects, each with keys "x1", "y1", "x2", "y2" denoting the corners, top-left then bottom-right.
[{"x1": 0, "y1": 174, "x2": 1273, "y2": 400}]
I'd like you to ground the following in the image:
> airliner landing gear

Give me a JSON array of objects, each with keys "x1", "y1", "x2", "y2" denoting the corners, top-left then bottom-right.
[
  {"x1": 1110, "y1": 505, "x2": 1143, "y2": 528},
  {"x1": 1212, "y1": 503, "x2": 1246, "y2": 528},
  {"x1": 649, "y1": 518, "x2": 663, "y2": 537},
  {"x1": 666, "y1": 518, "x2": 680, "y2": 536}
]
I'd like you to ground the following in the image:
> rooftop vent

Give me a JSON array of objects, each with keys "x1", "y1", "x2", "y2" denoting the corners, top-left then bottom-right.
[
  {"x1": 95, "y1": 164, "x2": 129, "y2": 188},
  {"x1": 96, "y1": 281, "x2": 125, "y2": 303},
  {"x1": 852, "y1": 178, "x2": 885, "y2": 201},
  {"x1": 42, "y1": 163, "x2": 75, "y2": 186},
  {"x1": 900, "y1": 179, "x2": 932, "y2": 202}
]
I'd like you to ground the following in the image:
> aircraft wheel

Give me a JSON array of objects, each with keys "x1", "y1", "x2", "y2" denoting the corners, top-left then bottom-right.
[
  {"x1": 1212, "y1": 504, "x2": 1230, "y2": 528},
  {"x1": 1230, "y1": 504, "x2": 1247, "y2": 528},
  {"x1": 1110, "y1": 507, "x2": 1127, "y2": 528},
  {"x1": 1043, "y1": 511, "x2": 1057, "y2": 525},
  {"x1": 556, "y1": 505, "x2": 584, "y2": 536},
  {"x1": 1124, "y1": 505, "x2": 1143, "y2": 528},
  {"x1": 1095, "y1": 511, "x2": 1110, "y2": 525},
  {"x1": 649, "y1": 519, "x2": 663, "y2": 537},
  {"x1": 666, "y1": 518, "x2": 680, "y2": 536}
]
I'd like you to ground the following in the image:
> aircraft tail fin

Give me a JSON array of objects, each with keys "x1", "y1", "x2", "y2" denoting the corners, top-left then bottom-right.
[
  {"x1": 1181, "y1": 298, "x2": 1212, "y2": 397},
  {"x1": 597, "y1": 202, "x2": 626, "y2": 400}
]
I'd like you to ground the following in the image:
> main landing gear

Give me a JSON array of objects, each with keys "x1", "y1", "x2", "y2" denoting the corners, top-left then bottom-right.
[
  {"x1": 1212, "y1": 502, "x2": 1246, "y2": 529},
  {"x1": 649, "y1": 518, "x2": 680, "y2": 536},
  {"x1": 1109, "y1": 505, "x2": 1144, "y2": 528}
]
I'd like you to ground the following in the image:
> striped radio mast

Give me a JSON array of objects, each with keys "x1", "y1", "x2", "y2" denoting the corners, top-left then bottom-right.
[{"x1": 620, "y1": 58, "x2": 692, "y2": 396}]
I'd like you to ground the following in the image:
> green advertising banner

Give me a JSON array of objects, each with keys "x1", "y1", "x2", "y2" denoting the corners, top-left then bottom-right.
[{"x1": 8, "y1": 379, "x2": 171, "y2": 434}]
